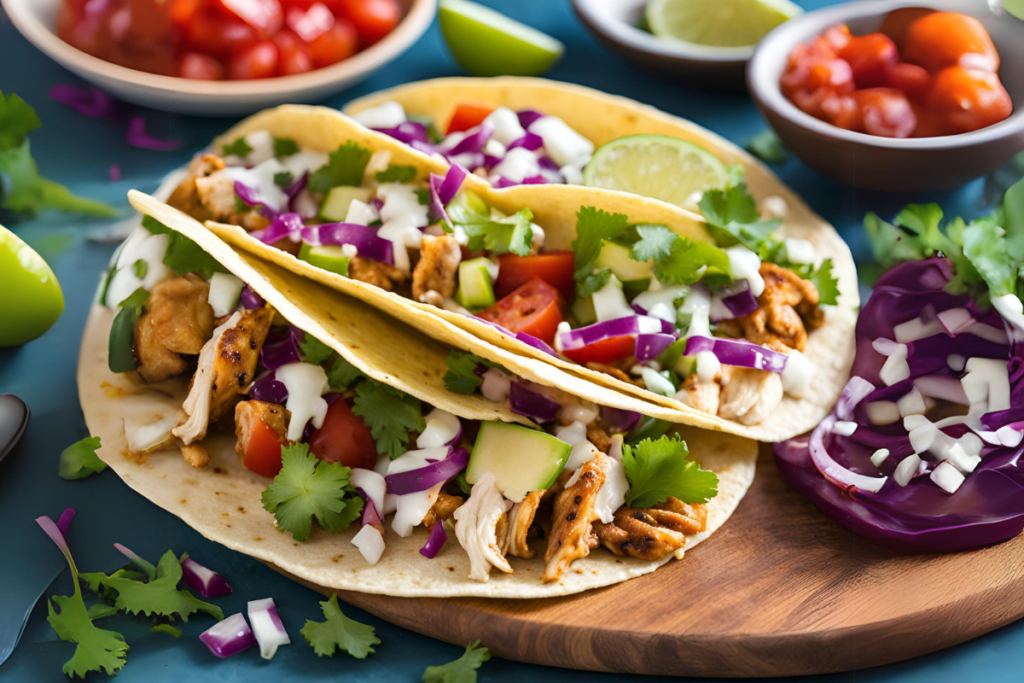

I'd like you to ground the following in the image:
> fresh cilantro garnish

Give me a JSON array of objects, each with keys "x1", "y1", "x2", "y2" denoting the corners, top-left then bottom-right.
[
  {"x1": 959, "y1": 215, "x2": 1016, "y2": 297},
  {"x1": 453, "y1": 206, "x2": 534, "y2": 256},
  {"x1": 142, "y1": 214, "x2": 170, "y2": 235},
  {"x1": 308, "y1": 142, "x2": 371, "y2": 193},
  {"x1": 274, "y1": 171, "x2": 294, "y2": 188},
  {"x1": 630, "y1": 224, "x2": 678, "y2": 262},
  {"x1": 222, "y1": 136, "x2": 252, "y2": 158},
  {"x1": 234, "y1": 195, "x2": 253, "y2": 214},
  {"x1": 352, "y1": 382, "x2": 425, "y2": 458},
  {"x1": 375, "y1": 165, "x2": 417, "y2": 183},
  {"x1": 443, "y1": 351, "x2": 490, "y2": 394},
  {"x1": 0, "y1": 90, "x2": 40, "y2": 148},
  {"x1": 108, "y1": 288, "x2": 148, "y2": 373},
  {"x1": 415, "y1": 188, "x2": 431, "y2": 205},
  {"x1": 576, "y1": 268, "x2": 612, "y2": 298},
  {"x1": 163, "y1": 231, "x2": 229, "y2": 279},
  {"x1": 132, "y1": 258, "x2": 147, "y2": 279},
  {"x1": 422, "y1": 641, "x2": 491, "y2": 683},
  {"x1": 58, "y1": 435, "x2": 107, "y2": 480},
  {"x1": 327, "y1": 355, "x2": 365, "y2": 390},
  {"x1": 301, "y1": 594, "x2": 380, "y2": 658},
  {"x1": 622, "y1": 435, "x2": 719, "y2": 508},
  {"x1": 297, "y1": 330, "x2": 335, "y2": 366},
  {"x1": 795, "y1": 257, "x2": 840, "y2": 307},
  {"x1": 745, "y1": 129, "x2": 788, "y2": 164},
  {"x1": 273, "y1": 137, "x2": 299, "y2": 157},
  {"x1": 455, "y1": 471, "x2": 473, "y2": 496},
  {"x1": 654, "y1": 237, "x2": 732, "y2": 288},
  {"x1": 150, "y1": 624, "x2": 182, "y2": 638},
  {"x1": 408, "y1": 113, "x2": 444, "y2": 144},
  {"x1": 698, "y1": 183, "x2": 781, "y2": 256},
  {"x1": 572, "y1": 206, "x2": 629, "y2": 279},
  {"x1": 262, "y1": 444, "x2": 363, "y2": 542}
]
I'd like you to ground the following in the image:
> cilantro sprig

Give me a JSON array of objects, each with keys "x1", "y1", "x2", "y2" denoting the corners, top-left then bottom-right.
[
  {"x1": 622, "y1": 435, "x2": 719, "y2": 508},
  {"x1": 309, "y1": 141, "x2": 371, "y2": 193},
  {"x1": 450, "y1": 205, "x2": 534, "y2": 256},
  {"x1": 376, "y1": 164, "x2": 417, "y2": 183},
  {"x1": 143, "y1": 215, "x2": 229, "y2": 280},
  {"x1": 443, "y1": 351, "x2": 500, "y2": 394},
  {"x1": 222, "y1": 136, "x2": 253, "y2": 158},
  {"x1": 58, "y1": 435, "x2": 107, "y2": 480},
  {"x1": 352, "y1": 382, "x2": 426, "y2": 458},
  {"x1": 301, "y1": 594, "x2": 380, "y2": 658},
  {"x1": 422, "y1": 640, "x2": 491, "y2": 683},
  {"x1": 273, "y1": 137, "x2": 299, "y2": 158}
]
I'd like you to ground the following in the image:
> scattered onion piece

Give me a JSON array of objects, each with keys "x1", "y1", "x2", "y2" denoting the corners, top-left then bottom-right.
[
  {"x1": 199, "y1": 613, "x2": 255, "y2": 658},
  {"x1": 181, "y1": 556, "x2": 233, "y2": 598},
  {"x1": 419, "y1": 521, "x2": 448, "y2": 559},
  {"x1": 247, "y1": 598, "x2": 290, "y2": 660},
  {"x1": 50, "y1": 84, "x2": 116, "y2": 118}
]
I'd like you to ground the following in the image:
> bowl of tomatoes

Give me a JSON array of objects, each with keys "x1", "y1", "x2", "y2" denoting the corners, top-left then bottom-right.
[
  {"x1": 1, "y1": 0, "x2": 437, "y2": 116},
  {"x1": 747, "y1": 0, "x2": 1024, "y2": 191}
]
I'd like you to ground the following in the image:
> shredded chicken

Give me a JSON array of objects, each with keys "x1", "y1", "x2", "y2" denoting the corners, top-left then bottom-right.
[
  {"x1": 676, "y1": 374, "x2": 721, "y2": 416},
  {"x1": 412, "y1": 234, "x2": 461, "y2": 302},
  {"x1": 586, "y1": 424, "x2": 612, "y2": 454},
  {"x1": 167, "y1": 154, "x2": 225, "y2": 219},
  {"x1": 348, "y1": 256, "x2": 407, "y2": 291},
  {"x1": 134, "y1": 274, "x2": 215, "y2": 383},
  {"x1": 543, "y1": 454, "x2": 609, "y2": 582},
  {"x1": 422, "y1": 492, "x2": 464, "y2": 530},
  {"x1": 234, "y1": 400, "x2": 289, "y2": 459},
  {"x1": 453, "y1": 473, "x2": 513, "y2": 582},
  {"x1": 717, "y1": 262, "x2": 823, "y2": 353},
  {"x1": 194, "y1": 172, "x2": 271, "y2": 231},
  {"x1": 593, "y1": 497, "x2": 708, "y2": 561},
  {"x1": 718, "y1": 366, "x2": 784, "y2": 425},
  {"x1": 584, "y1": 362, "x2": 646, "y2": 388},
  {"x1": 180, "y1": 443, "x2": 210, "y2": 469},
  {"x1": 506, "y1": 490, "x2": 545, "y2": 559}
]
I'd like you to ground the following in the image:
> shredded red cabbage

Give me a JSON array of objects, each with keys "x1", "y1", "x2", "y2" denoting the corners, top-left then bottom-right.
[
  {"x1": 428, "y1": 164, "x2": 468, "y2": 228},
  {"x1": 360, "y1": 496, "x2": 383, "y2": 528},
  {"x1": 711, "y1": 281, "x2": 759, "y2": 321},
  {"x1": 249, "y1": 372, "x2": 288, "y2": 404},
  {"x1": 419, "y1": 521, "x2": 448, "y2": 558},
  {"x1": 635, "y1": 333, "x2": 676, "y2": 361},
  {"x1": 507, "y1": 132, "x2": 544, "y2": 152},
  {"x1": 601, "y1": 406, "x2": 642, "y2": 433},
  {"x1": 516, "y1": 331, "x2": 558, "y2": 357},
  {"x1": 251, "y1": 213, "x2": 304, "y2": 245},
  {"x1": 260, "y1": 329, "x2": 301, "y2": 370},
  {"x1": 50, "y1": 84, "x2": 116, "y2": 118},
  {"x1": 235, "y1": 181, "x2": 279, "y2": 219},
  {"x1": 447, "y1": 122, "x2": 494, "y2": 156},
  {"x1": 240, "y1": 285, "x2": 265, "y2": 310},
  {"x1": 384, "y1": 448, "x2": 469, "y2": 495},
  {"x1": 494, "y1": 174, "x2": 549, "y2": 188},
  {"x1": 125, "y1": 116, "x2": 181, "y2": 151},
  {"x1": 684, "y1": 335, "x2": 788, "y2": 373},
  {"x1": 285, "y1": 172, "x2": 308, "y2": 209},
  {"x1": 372, "y1": 122, "x2": 431, "y2": 145},
  {"x1": 55, "y1": 508, "x2": 76, "y2": 537},
  {"x1": 509, "y1": 381, "x2": 560, "y2": 422},
  {"x1": 558, "y1": 316, "x2": 676, "y2": 351},
  {"x1": 109, "y1": 164, "x2": 121, "y2": 182},
  {"x1": 313, "y1": 223, "x2": 394, "y2": 264},
  {"x1": 517, "y1": 110, "x2": 545, "y2": 128}
]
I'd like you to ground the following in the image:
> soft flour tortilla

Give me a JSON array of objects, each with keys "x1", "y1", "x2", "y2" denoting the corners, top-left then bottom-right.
[
  {"x1": 77, "y1": 232, "x2": 756, "y2": 598},
  {"x1": 155, "y1": 92, "x2": 856, "y2": 442}
]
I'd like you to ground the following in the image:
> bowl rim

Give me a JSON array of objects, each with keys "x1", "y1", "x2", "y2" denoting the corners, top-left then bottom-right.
[
  {"x1": 747, "y1": 0, "x2": 1024, "y2": 150},
  {"x1": 0, "y1": 0, "x2": 437, "y2": 97}
]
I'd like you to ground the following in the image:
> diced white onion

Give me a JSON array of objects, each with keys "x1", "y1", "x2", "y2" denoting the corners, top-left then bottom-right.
[
  {"x1": 929, "y1": 461, "x2": 965, "y2": 493},
  {"x1": 351, "y1": 525, "x2": 386, "y2": 565},
  {"x1": 832, "y1": 420, "x2": 857, "y2": 436},
  {"x1": 781, "y1": 348, "x2": 815, "y2": 398},
  {"x1": 350, "y1": 468, "x2": 386, "y2": 519},
  {"x1": 350, "y1": 101, "x2": 406, "y2": 129},
  {"x1": 208, "y1": 272, "x2": 244, "y2": 318},
  {"x1": 527, "y1": 116, "x2": 594, "y2": 167},
  {"x1": 992, "y1": 293, "x2": 1024, "y2": 340},
  {"x1": 492, "y1": 147, "x2": 540, "y2": 183},
  {"x1": 247, "y1": 598, "x2": 290, "y2": 660},
  {"x1": 961, "y1": 357, "x2": 1011, "y2": 413},
  {"x1": 483, "y1": 107, "x2": 525, "y2": 146},
  {"x1": 696, "y1": 351, "x2": 720, "y2": 382},
  {"x1": 894, "y1": 454, "x2": 923, "y2": 487},
  {"x1": 870, "y1": 448, "x2": 890, "y2": 467},
  {"x1": 242, "y1": 130, "x2": 275, "y2": 166},
  {"x1": 879, "y1": 344, "x2": 910, "y2": 386},
  {"x1": 897, "y1": 387, "x2": 928, "y2": 417},
  {"x1": 345, "y1": 199, "x2": 379, "y2": 226},
  {"x1": 866, "y1": 401, "x2": 900, "y2": 425}
]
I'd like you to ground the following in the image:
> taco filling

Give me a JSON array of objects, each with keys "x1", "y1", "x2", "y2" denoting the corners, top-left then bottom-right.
[
  {"x1": 164, "y1": 129, "x2": 840, "y2": 428},
  {"x1": 99, "y1": 216, "x2": 720, "y2": 583}
]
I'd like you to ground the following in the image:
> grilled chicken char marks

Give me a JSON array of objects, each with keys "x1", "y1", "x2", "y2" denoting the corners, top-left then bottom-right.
[
  {"x1": 543, "y1": 454, "x2": 610, "y2": 583},
  {"x1": 208, "y1": 308, "x2": 274, "y2": 424},
  {"x1": 134, "y1": 274, "x2": 215, "y2": 383},
  {"x1": 594, "y1": 497, "x2": 708, "y2": 561}
]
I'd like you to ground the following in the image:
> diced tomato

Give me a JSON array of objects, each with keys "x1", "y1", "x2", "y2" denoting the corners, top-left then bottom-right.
[
  {"x1": 447, "y1": 103, "x2": 496, "y2": 134},
  {"x1": 243, "y1": 418, "x2": 286, "y2": 478},
  {"x1": 495, "y1": 251, "x2": 575, "y2": 300},
  {"x1": 886, "y1": 62, "x2": 931, "y2": 101},
  {"x1": 273, "y1": 29, "x2": 315, "y2": 75},
  {"x1": 170, "y1": 0, "x2": 203, "y2": 25},
  {"x1": 178, "y1": 52, "x2": 225, "y2": 80},
  {"x1": 924, "y1": 66, "x2": 1013, "y2": 136},
  {"x1": 878, "y1": 7, "x2": 935, "y2": 48},
  {"x1": 182, "y1": 11, "x2": 258, "y2": 58},
  {"x1": 227, "y1": 39, "x2": 280, "y2": 79},
  {"x1": 331, "y1": 0, "x2": 401, "y2": 46},
  {"x1": 215, "y1": 0, "x2": 285, "y2": 36},
  {"x1": 308, "y1": 19, "x2": 358, "y2": 67},
  {"x1": 837, "y1": 33, "x2": 898, "y2": 89},
  {"x1": 477, "y1": 278, "x2": 563, "y2": 344},
  {"x1": 308, "y1": 398, "x2": 377, "y2": 470},
  {"x1": 285, "y1": 2, "x2": 335, "y2": 42},
  {"x1": 562, "y1": 335, "x2": 635, "y2": 365},
  {"x1": 902, "y1": 12, "x2": 999, "y2": 73},
  {"x1": 853, "y1": 88, "x2": 917, "y2": 138}
]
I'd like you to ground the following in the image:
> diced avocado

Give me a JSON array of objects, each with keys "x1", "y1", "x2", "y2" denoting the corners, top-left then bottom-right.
[
  {"x1": 595, "y1": 241, "x2": 653, "y2": 282},
  {"x1": 449, "y1": 189, "x2": 489, "y2": 217},
  {"x1": 319, "y1": 186, "x2": 373, "y2": 222},
  {"x1": 456, "y1": 257, "x2": 496, "y2": 309},
  {"x1": 299, "y1": 243, "x2": 350, "y2": 277},
  {"x1": 673, "y1": 355, "x2": 697, "y2": 379},
  {"x1": 466, "y1": 422, "x2": 571, "y2": 503},
  {"x1": 571, "y1": 295, "x2": 597, "y2": 326}
]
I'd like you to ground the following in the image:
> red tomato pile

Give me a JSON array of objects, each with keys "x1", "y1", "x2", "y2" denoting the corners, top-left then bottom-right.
[
  {"x1": 781, "y1": 9, "x2": 1012, "y2": 138},
  {"x1": 58, "y1": 0, "x2": 401, "y2": 81}
]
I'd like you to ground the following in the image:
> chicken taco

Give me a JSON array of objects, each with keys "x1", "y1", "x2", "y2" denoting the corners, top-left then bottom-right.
[{"x1": 81, "y1": 198, "x2": 756, "y2": 598}]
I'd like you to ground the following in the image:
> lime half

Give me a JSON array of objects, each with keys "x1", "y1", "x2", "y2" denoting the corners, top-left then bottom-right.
[
  {"x1": 646, "y1": 0, "x2": 803, "y2": 48},
  {"x1": 0, "y1": 225, "x2": 64, "y2": 346},
  {"x1": 583, "y1": 134, "x2": 729, "y2": 208},
  {"x1": 438, "y1": 0, "x2": 564, "y2": 77},
  {"x1": 1004, "y1": 0, "x2": 1024, "y2": 20}
]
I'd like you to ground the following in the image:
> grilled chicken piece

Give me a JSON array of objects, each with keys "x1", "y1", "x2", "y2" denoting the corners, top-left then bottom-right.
[
  {"x1": 234, "y1": 400, "x2": 289, "y2": 459},
  {"x1": 593, "y1": 497, "x2": 708, "y2": 561},
  {"x1": 453, "y1": 472, "x2": 513, "y2": 582},
  {"x1": 586, "y1": 424, "x2": 612, "y2": 454},
  {"x1": 676, "y1": 374, "x2": 721, "y2": 416},
  {"x1": 412, "y1": 234, "x2": 461, "y2": 302},
  {"x1": 506, "y1": 490, "x2": 545, "y2": 559},
  {"x1": 717, "y1": 262, "x2": 823, "y2": 353},
  {"x1": 718, "y1": 366, "x2": 784, "y2": 425},
  {"x1": 180, "y1": 443, "x2": 210, "y2": 468},
  {"x1": 348, "y1": 256, "x2": 407, "y2": 291},
  {"x1": 423, "y1": 492, "x2": 464, "y2": 530},
  {"x1": 194, "y1": 172, "x2": 271, "y2": 232},
  {"x1": 167, "y1": 154, "x2": 225, "y2": 219},
  {"x1": 543, "y1": 454, "x2": 609, "y2": 582},
  {"x1": 135, "y1": 274, "x2": 215, "y2": 383}
]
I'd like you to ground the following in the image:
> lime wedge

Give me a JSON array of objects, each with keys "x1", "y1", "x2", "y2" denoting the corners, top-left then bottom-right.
[
  {"x1": 438, "y1": 0, "x2": 564, "y2": 77},
  {"x1": 583, "y1": 134, "x2": 729, "y2": 209},
  {"x1": 1004, "y1": 0, "x2": 1024, "y2": 20},
  {"x1": 0, "y1": 225, "x2": 64, "y2": 346},
  {"x1": 646, "y1": 0, "x2": 802, "y2": 48}
]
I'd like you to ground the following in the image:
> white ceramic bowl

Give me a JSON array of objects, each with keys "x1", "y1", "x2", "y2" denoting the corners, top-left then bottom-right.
[{"x1": 1, "y1": 0, "x2": 437, "y2": 116}]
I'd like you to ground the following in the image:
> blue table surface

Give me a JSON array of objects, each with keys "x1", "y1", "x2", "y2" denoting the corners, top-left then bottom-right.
[{"x1": 2, "y1": 1, "x2": 1022, "y2": 681}]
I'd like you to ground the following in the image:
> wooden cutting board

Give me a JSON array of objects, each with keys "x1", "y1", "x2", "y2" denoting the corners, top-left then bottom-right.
[{"x1": 279, "y1": 445, "x2": 1024, "y2": 677}]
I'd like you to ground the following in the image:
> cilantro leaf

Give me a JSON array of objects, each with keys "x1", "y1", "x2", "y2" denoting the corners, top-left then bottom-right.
[
  {"x1": 132, "y1": 258, "x2": 147, "y2": 279},
  {"x1": 274, "y1": 137, "x2": 299, "y2": 158},
  {"x1": 0, "y1": 139, "x2": 116, "y2": 219},
  {"x1": 422, "y1": 641, "x2": 491, "y2": 683},
  {"x1": 960, "y1": 215, "x2": 1017, "y2": 297},
  {"x1": 443, "y1": 351, "x2": 485, "y2": 394},
  {"x1": 297, "y1": 330, "x2": 335, "y2": 366},
  {"x1": 222, "y1": 136, "x2": 253, "y2": 158},
  {"x1": 863, "y1": 212, "x2": 930, "y2": 268},
  {"x1": 745, "y1": 129, "x2": 789, "y2": 164},
  {"x1": 805, "y1": 258, "x2": 840, "y2": 306},
  {"x1": 1000, "y1": 178, "x2": 1024, "y2": 261},
  {"x1": 408, "y1": 113, "x2": 444, "y2": 143},
  {"x1": 308, "y1": 142, "x2": 371, "y2": 193},
  {"x1": 58, "y1": 435, "x2": 107, "y2": 480},
  {"x1": 456, "y1": 207, "x2": 534, "y2": 256},
  {"x1": 301, "y1": 594, "x2": 380, "y2": 658},
  {"x1": 262, "y1": 443, "x2": 363, "y2": 541},
  {"x1": 163, "y1": 231, "x2": 228, "y2": 279},
  {"x1": 108, "y1": 288, "x2": 148, "y2": 373},
  {"x1": 274, "y1": 170, "x2": 294, "y2": 188},
  {"x1": 576, "y1": 268, "x2": 612, "y2": 298},
  {"x1": 327, "y1": 355, "x2": 365, "y2": 390},
  {"x1": 699, "y1": 184, "x2": 781, "y2": 256},
  {"x1": 375, "y1": 165, "x2": 417, "y2": 183},
  {"x1": 572, "y1": 206, "x2": 629, "y2": 278},
  {"x1": 654, "y1": 237, "x2": 732, "y2": 288},
  {"x1": 630, "y1": 224, "x2": 677, "y2": 263},
  {"x1": 622, "y1": 435, "x2": 719, "y2": 508},
  {"x1": 415, "y1": 188, "x2": 431, "y2": 205},
  {"x1": 352, "y1": 382, "x2": 425, "y2": 458},
  {"x1": 151, "y1": 624, "x2": 182, "y2": 638},
  {"x1": 142, "y1": 214, "x2": 171, "y2": 234},
  {"x1": 0, "y1": 91, "x2": 41, "y2": 149}
]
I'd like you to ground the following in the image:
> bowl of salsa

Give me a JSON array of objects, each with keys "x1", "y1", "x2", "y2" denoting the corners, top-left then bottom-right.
[
  {"x1": 1, "y1": 0, "x2": 436, "y2": 115},
  {"x1": 747, "y1": 0, "x2": 1024, "y2": 191}
]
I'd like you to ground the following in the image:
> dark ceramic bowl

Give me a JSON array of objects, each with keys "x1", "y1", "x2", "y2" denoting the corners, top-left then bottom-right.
[{"x1": 748, "y1": 0, "x2": 1024, "y2": 191}]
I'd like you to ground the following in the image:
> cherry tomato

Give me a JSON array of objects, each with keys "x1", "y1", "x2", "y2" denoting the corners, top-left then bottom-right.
[
  {"x1": 308, "y1": 398, "x2": 377, "y2": 470},
  {"x1": 332, "y1": 0, "x2": 401, "y2": 46},
  {"x1": 477, "y1": 278, "x2": 564, "y2": 344},
  {"x1": 178, "y1": 52, "x2": 225, "y2": 80},
  {"x1": 562, "y1": 335, "x2": 636, "y2": 365},
  {"x1": 447, "y1": 103, "x2": 497, "y2": 134},
  {"x1": 286, "y1": 2, "x2": 335, "y2": 42},
  {"x1": 886, "y1": 62, "x2": 931, "y2": 101},
  {"x1": 170, "y1": 0, "x2": 203, "y2": 25},
  {"x1": 227, "y1": 39, "x2": 280, "y2": 79},
  {"x1": 837, "y1": 33, "x2": 898, "y2": 89},
  {"x1": 495, "y1": 251, "x2": 575, "y2": 300},
  {"x1": 273, "y1": 29, "x2": 315, "y2": 75},
  {"x1": 878, "y1": 7, "x2": 935, "y2": 48},
  {"x1": 924, "y1": 66, "x2": 1013, "y2": 135},
  {"x1": 215, "y1": 0, "x2": 285, "y2": 36},
  {"x1": 902, "y1": 12, "x2": 999, "y2": 73},
  {"x1": 853, "y1": 88, "x2": 917, "y2": 138},
  {"x1": 308, "y1": 20, "x2": 358, "y2": 67},
  {"x1": 242, "y1": 417, "x2": 286, "y2": 478},
  {"x1": 182, "y1": 11, "x2": 258, "y2": 58}
]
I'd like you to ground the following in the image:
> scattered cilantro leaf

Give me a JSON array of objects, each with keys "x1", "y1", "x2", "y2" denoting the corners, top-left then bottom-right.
[
  {"x1": 234, "y1": 195, "x2": 253, "y2": 214},
  {"x1": 960, "y1": 215, "x2": 1017, "y2": 297},
  {"x1": 274, "y1": 171, "x2": 294, "y2": 188},
  {"x1": 0, "y1": 137, "x2": 116, "y2": 220},
  {"x1": 422, "y1": 641, "x2": 491, "y2": 683},
  {"x1": 455, "y1": 207, "x2": 534, "y2": 256},
  {"x1": 1002, "y1": 178, "x2": 1024, "y2": 261},
  {"x1": 0, "y1": 91, "x2": 41, "y2": 148},
  {"x1": 375, "y1": 165, "x2": 417, "y2": 183},
  {"x1": 622, "y1": 435, "x2": 719, "y2": 508},
  {"x1": 297, "y1": 330, "x2": 335, "y2": 366},
  {"x1": 576, "y1": 268, "x2": 612, "y2": 298},
  {"x1": 58, "y1": 435, "x2": 107, "y2": 480},
  {"x1": 87, "y1": 603, "x2": 119, "y2": 620},
  {"x1": 699, "y1": 183, "x2": 781, "y2": 256},
  {"x1": 443, "y1": 351, "x2": 486, "y2": 394},
  {"x1": 261, "y1": 443, "x2": 363, "y2": 541},
  {"x1": 352, "y1": 382, "x2": 426, "y2": 458},
  {"x1": 163, "y1": 232, "x2": 228, "y2": 279},
  {"x1": 415, "y1": 188, "x2": 431, "y2": 205},
  {"x1": 132, "y1": 258, "x2": 147, "y2": 279},
  {"x1": 327, "y1": 355, "x2": 365, "y2": 390},
  {"x1": 630, "y1": 224, "x2": 678, "y2": 263},
  {"x1": 572, "y1": 207, "x2": 629, "y2": 279},
  {"x1": 301, "y1": 594, "x2": 380, "y2": 659},
  {"x1": 654, "y1": 237, "x2": 732, "y2": 288},
  {"x1": 222, "y1": 136, "x2": 253, "y2": 158},
  {"x1": 455, "y1": 471, "x2": 473, "y2": 496},
  {"x1": 273, "y1": 137, "x2": 299, "y2": 158},
  {"x1": 108, "y1": 288, "x2": 148, "y2": 373},
  {"x1": 746, "y1": 129, "x2": 789, "y2": 164},
  {"x1": 142, "y1": 215, "x2": 171, "y2": 234},
  {"x1": 802, "y1": 258, "x2": 840, "y2": 306},
  {"x1": 151, "y1": 624, "x2": 182, "y2": 638},
  {"x1": 308, "y1": 142, "x2": 370, "y2": 193}
]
